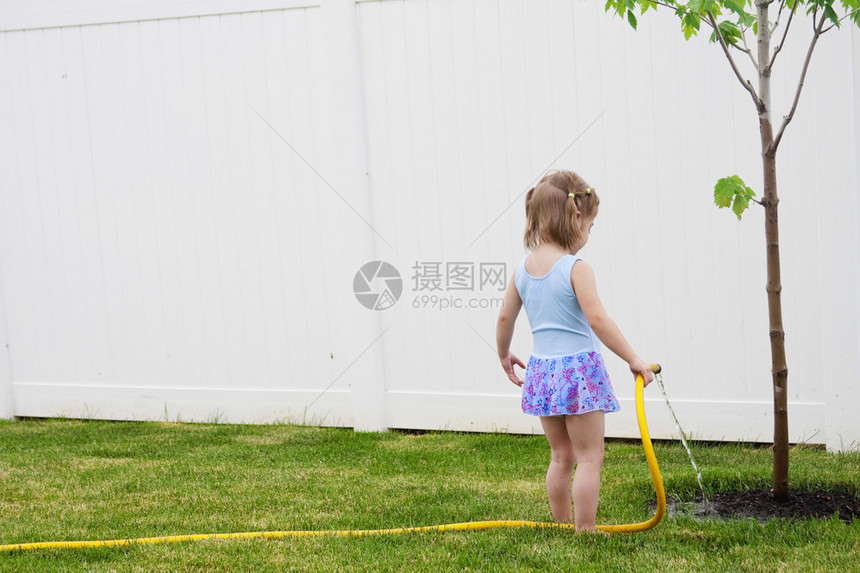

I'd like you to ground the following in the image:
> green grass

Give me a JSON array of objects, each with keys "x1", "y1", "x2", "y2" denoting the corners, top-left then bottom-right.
[{"x1": 0, "y1": 419, "x2": 857, "y2": 571}]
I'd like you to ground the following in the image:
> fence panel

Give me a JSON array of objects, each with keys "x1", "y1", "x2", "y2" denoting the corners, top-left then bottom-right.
[{"x1": 1, "y1": 0, "x2": 858, "y2": 448}]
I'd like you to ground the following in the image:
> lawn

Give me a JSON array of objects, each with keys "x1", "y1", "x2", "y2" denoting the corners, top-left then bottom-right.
[{"x1": 0, "y1": 419, "x2": 857, "y2": 572}]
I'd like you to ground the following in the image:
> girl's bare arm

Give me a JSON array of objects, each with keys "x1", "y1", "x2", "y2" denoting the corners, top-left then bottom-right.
[
  {"x1": 496, "y1": 274, "x2": 525, "y2": 386},
  {"x1": 571, "y1": 261, "x2": 654, "y2": 386}
]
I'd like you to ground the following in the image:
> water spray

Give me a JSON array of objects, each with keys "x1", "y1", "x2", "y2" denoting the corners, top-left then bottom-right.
[{"x1": 654, "y1": 369, "x2": 709, "y2": 507}]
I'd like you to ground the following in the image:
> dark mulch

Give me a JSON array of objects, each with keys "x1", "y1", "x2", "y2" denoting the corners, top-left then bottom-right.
[
  {"x1": 710, "y1": 490, "x2": 859, "y2": 523},
  {"x1": 659, "y1": 490, "x2": 860, "y2": 523}
]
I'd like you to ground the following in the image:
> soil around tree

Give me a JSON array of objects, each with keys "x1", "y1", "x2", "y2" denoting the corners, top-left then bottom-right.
[{"x1": 659, "y1": 490, "x2": 860, "y2": 523}]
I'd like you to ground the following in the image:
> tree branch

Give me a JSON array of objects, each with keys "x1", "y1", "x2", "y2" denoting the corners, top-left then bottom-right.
[
  {"x1": 843, "y1": 7, "x2": 860, "y2": 23},
  {"x1": 708, "y1": 10, "x2": 757, "y2": 69},
  {"x1": 740, "y1": 29, "x2": 760, "y2": 70},
  {"x1": 706, "y1": 11, "x2": 764, "y2": 112},
  {"x1": 768, "y1": 0, "x2": 796, "y2": 73},
  {"x1": 769, "y1": 11, "x2": 826, "y2": 154},
  {"x1": 822, "y1": 7, "x2": 860, "y2": 33},
  {"x1": 649, "y1": 0, "x2": 682, "y2": 10},
  {"x1": 772, "y1": 0, "x2": 785, "y2": 30}
]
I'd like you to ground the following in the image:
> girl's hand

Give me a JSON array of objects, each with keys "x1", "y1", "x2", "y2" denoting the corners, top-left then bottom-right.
[
  {"x1": 500, "y1": 353, "x2": 525, "y2": 387},
  {"x1": 629, "y1": 358, "x2": 655, "y2": 388}
]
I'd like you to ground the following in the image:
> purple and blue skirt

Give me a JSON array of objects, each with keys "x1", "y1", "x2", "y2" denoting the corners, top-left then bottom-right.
[{"x1": 522, "y1": 351, "x2": 619, "y2": 416}]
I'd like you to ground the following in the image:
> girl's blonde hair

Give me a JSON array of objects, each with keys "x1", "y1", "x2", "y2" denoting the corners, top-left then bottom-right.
[{"x1": 523, "y1": 170, "x2": 599, "y2": 251}]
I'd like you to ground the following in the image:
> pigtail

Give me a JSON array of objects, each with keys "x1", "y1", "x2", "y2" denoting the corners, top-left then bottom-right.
[
  {"x1": 565, "y1": 192, "x2": 582, "y2": 251},
  {"x1": 523, "y1": 187, "x2": 538, "y2": 250}
]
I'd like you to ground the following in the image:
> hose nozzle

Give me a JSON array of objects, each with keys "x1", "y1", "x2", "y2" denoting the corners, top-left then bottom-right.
[{"x1": 649, "y1": 363, "x2": 662, "y2": 374}]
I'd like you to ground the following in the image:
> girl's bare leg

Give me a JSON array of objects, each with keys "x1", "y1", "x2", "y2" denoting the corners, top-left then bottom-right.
[
  {"x1": 540, "y1": 411, "x2": 605, "y2": 531},
  {"x1": 566, "y1": 411, "x2": 605, "y2": 531},
  {"x1": 540, "y1": 416, "x2": 575, "y2": 523}
]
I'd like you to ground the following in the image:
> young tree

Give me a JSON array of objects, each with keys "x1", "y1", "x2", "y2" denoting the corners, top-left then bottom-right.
[{"x1": 603, "y1": 0, "x2": 859, "y2": 501}]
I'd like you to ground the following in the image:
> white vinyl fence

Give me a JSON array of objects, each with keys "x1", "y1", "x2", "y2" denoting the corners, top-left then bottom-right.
[{"x1": 1, "y1": 0, "x2": 859, "y2": 451}]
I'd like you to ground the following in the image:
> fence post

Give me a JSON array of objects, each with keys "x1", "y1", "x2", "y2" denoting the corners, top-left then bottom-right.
[
  {"x1": 321, "y1": 0, "x2": 387, "y2": 432},
  {"x1": 0, "y1": 287, "x2": 13, "y2": 420}
]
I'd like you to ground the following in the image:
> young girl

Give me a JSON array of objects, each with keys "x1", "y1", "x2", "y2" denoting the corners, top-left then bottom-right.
[{"x1": 496, "y1": 170, "x2": 654, "y2": 532}]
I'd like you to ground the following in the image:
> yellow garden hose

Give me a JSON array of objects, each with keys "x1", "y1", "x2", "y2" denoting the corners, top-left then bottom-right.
[
  {"x1": 597, "y1": 363, "x2": 666, "y2": 533},
  {"x1": 0, "y1": 365, "x2": 665, "y2": 552}
]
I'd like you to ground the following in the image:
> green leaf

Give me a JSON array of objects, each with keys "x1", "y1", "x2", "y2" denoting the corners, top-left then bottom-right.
[
  {"x1": 687, "y1": 0, "x2": 714, "y2": 13},
  {"x1": 723, "y1": 0, "x2": 746, "y2": 14},
  {"x1": 605, "y1": 0, "x2": 626, "y2": 17},
  {"x1": 726, "y1": 0, "x2": 756, "y2": 28},
  {"x1": 713, "y1": 178, "x2": 736, "y2": 208},
  {"x1": 846, "y1": 0, "x2": 860, "y2": 27},
  {"x1": 710, "y1": 20, "x2": 743, "y2": 45},
  {"x1": 824, "y1": 5, "x2": 840, "y2": 26},
  {"x1": 682, "y1": 12, "x2": 701, "y2": 39},
  {"x1": 732, "y1": 193, "x2": 752, "y2": 219},
  {"x1": 737, "y1": 11, "x2": 756, "y2": 27},
  {"x1": 714, "y1": 175, "x2": 757, "y2": 220},
  {"x1": 628, "y1": 8, "x2": 639, "y2": 28},
  {"x1": 640, "y1": 0, "x2": 658, "y2": 14}
]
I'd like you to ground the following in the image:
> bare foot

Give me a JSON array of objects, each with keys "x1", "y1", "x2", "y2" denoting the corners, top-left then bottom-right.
[{"x1": 576, "y1": 527, "x2": 610, "y2": 536}]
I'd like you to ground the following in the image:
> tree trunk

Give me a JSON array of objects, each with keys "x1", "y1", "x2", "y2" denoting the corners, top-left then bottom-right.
[
  {"x1": 761, "y1": 128, "x2": 789, "y2": 502},
  {"x1": 756, "y1": 0, "x2": 788, "y2": 501},
  {"x1": 756, "y1": 0, "x2": 789, "y2": 502}
]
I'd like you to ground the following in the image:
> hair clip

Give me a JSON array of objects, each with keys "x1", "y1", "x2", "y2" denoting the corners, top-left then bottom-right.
[{"x1": 585, "y1": 188, "x2": 593, "y2": 195}]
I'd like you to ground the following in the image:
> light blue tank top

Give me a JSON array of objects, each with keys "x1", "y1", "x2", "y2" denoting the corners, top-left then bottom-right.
[{"x1": 514, "y1": 253, "x2": 602, "y2": 358}]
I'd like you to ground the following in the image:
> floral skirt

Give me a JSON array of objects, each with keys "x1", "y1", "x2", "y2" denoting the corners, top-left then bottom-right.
[{"x1": 522, "y1": 351, "x2": 619, "y2": 416}]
